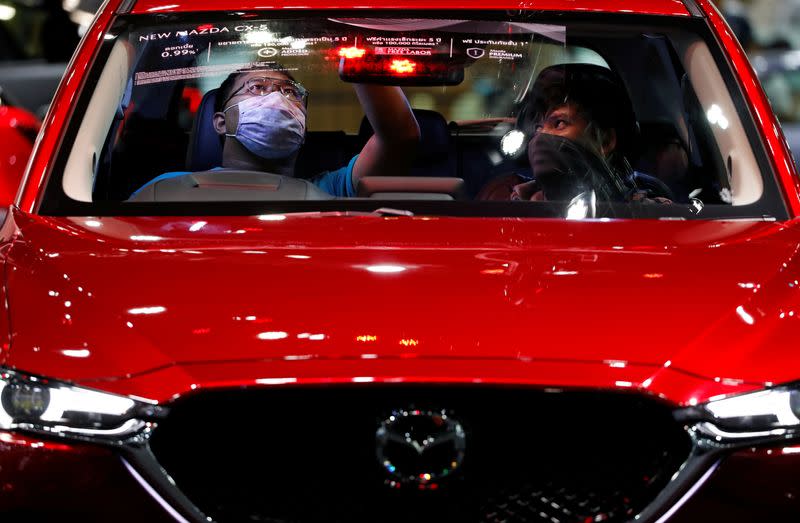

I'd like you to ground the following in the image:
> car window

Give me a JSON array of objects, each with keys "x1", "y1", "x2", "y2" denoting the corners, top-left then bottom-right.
[{"x1": 42, "y1": 12, "x2": 786, "y2": 220}]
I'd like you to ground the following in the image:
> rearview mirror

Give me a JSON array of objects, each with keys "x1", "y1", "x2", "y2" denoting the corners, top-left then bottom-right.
[{"x1": 337, "y1": 44, "x2": 465, "y2": 86}]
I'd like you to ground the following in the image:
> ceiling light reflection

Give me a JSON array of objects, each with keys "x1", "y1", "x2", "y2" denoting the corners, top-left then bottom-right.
[
  {"x1": 130, "y1": 235, "x2": 163, "y2": 241},
  {"x1": 736, "y1": 305, "x2": 755, "y2": 325},
  {"x1": 62, "y1": 349, "x2": 90, "y2": 358},
  {"x1": 366, "y1": 265, "x2": 406, "y2": 274},
  {"x1": 258, "y1": 331, "x2": 288, "y2": 340},
  {"x1": 256, "y1": 377, "x2": 297, "y2": 385},
  {"x1": 128, "y1": 306, "x2": 166, "y2": 315}
]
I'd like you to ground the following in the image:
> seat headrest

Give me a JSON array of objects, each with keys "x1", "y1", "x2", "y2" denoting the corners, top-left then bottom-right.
[
  {"x1": 186, "y1": 88, "x2": 224, "y2": 171},
  {"x1": 358, "y1": 109, "x2": 450, "y2": 162}
]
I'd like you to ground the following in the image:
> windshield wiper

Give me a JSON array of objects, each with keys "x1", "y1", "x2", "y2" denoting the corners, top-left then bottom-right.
[{"x1": 371, "y1": 207, "x2": 414, "y2": 217}]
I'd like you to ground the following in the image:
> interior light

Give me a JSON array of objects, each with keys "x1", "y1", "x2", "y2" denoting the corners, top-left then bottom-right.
[
  {"x1": 0, "y1": 5, "x2": 16, "y2": 21},
  {"x1": 500, "y1": 130, "x2": 525, "y2": 156},
  {"x1": 706, "y1": 104, "x2": 730, "y2": 130},
  {"x1": 338, "y1": 46, "x2": 366, "y2": 59},
  {"x1": 244, "y1": 31, "x2": 274, "y2": 44},
  {"x1": 389, "y1": 59, "x2": 416, "y2": 74}
]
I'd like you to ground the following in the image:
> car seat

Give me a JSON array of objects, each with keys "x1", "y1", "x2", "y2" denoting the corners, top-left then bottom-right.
[
  {"x1": 186, "y1": 88, "x2": 224, "y2": 172},
  {"x1": 358, "y1": 109, "x2": 457, "y2": 178}
]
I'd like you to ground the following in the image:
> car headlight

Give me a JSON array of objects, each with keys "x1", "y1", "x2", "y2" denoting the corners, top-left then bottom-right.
[
  {"x1": 678, "y1": 384, "x2": 800, "y2": 442},
  {"x1": 0, "y1": 368, "x2": 165, "y2": 442}
]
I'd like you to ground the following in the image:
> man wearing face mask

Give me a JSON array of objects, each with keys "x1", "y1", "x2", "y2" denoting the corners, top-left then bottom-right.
[
  {"x1": 131, "y1": 66, "x2": 420, "y2": 198},
  {"x1": 478, "y1": 64, "x2": 672, "y2": 204}
]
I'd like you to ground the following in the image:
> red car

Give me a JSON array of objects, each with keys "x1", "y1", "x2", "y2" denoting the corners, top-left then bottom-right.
[{"x1": 1, "y1": 1, "x2": 799, "y2": 522}]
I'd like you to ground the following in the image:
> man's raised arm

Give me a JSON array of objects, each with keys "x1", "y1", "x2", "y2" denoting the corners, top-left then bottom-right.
[{"x1": 351, "y1": 85, "x2": 421, "y2": 185}]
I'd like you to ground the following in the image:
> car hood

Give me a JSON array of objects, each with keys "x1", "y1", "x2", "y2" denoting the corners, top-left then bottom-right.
[{"x1": 3, "y1": 210, "x2": 800, "y2": 404}]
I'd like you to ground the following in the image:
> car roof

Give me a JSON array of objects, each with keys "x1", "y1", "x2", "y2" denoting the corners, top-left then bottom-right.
[{"x1": 129, "y1": 0, "x2": 692, "y2": 17}]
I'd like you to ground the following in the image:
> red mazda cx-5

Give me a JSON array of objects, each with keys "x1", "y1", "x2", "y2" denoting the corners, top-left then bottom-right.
[{"x1": 1, "y1": 1, "x2": 799, "y2": 522}]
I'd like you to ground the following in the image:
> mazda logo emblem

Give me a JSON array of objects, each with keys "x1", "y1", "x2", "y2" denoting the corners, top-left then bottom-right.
[{"x1": 376, "y1": 408, "x2": 466, "y2": 488}]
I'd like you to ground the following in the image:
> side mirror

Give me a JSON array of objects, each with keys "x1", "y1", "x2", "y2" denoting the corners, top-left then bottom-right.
[{"x1": 0, "y1": 104, "x2": 40, "y2": 206}]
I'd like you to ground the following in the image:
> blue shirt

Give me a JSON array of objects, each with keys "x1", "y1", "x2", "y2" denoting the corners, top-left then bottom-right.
[{"x1": 131, "y1": 155, "x2": 359, "y2": 199}]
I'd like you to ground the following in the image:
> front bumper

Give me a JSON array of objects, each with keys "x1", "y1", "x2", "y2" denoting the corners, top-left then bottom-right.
[
  {"x1": 0, "y1": 431, "x2": 175, "y2": 522},
  {"x1": 2, "y1": 394, "x2": 800, "y2": 523}
]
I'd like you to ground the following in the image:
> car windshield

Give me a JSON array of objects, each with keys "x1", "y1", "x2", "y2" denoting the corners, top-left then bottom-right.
[{"x1": 41, "y1": 11, "x2": 786, "y2": 220}]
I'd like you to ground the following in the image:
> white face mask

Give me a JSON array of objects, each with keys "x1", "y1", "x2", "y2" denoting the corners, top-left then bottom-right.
[{"x1": 225, "y1": 91, "x2": 306, "y2": 160}]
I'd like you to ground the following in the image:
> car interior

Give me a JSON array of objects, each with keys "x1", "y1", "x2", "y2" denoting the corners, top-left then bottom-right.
[{"x1": 55, "y1": 14, "x2": 776, "y2": 218}]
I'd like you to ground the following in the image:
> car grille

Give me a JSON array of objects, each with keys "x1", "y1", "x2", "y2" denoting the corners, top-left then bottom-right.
[{"x1": 148, "y1": 386, "x2": 691, "y2": 523}]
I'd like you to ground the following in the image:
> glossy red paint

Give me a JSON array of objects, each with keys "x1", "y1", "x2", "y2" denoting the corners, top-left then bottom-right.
[
  {"x1": 670, "y1": 444, "x2": 800, "y2": 521},
  {"x1": 0, "y1": 105, "x2": 39, "y2": 206},
  {"x1": 0, "y1": 431, "x2": 174, "y2": 521},
  {"x1": 130, "y1": 0, "x2": 691, "y2": 16},
  {"x1": 696, "y1": 0, "x2": 800, "y2": 216},
  {"x1": 3, "y1": 209, "x2": 800, "y2": 405}
]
